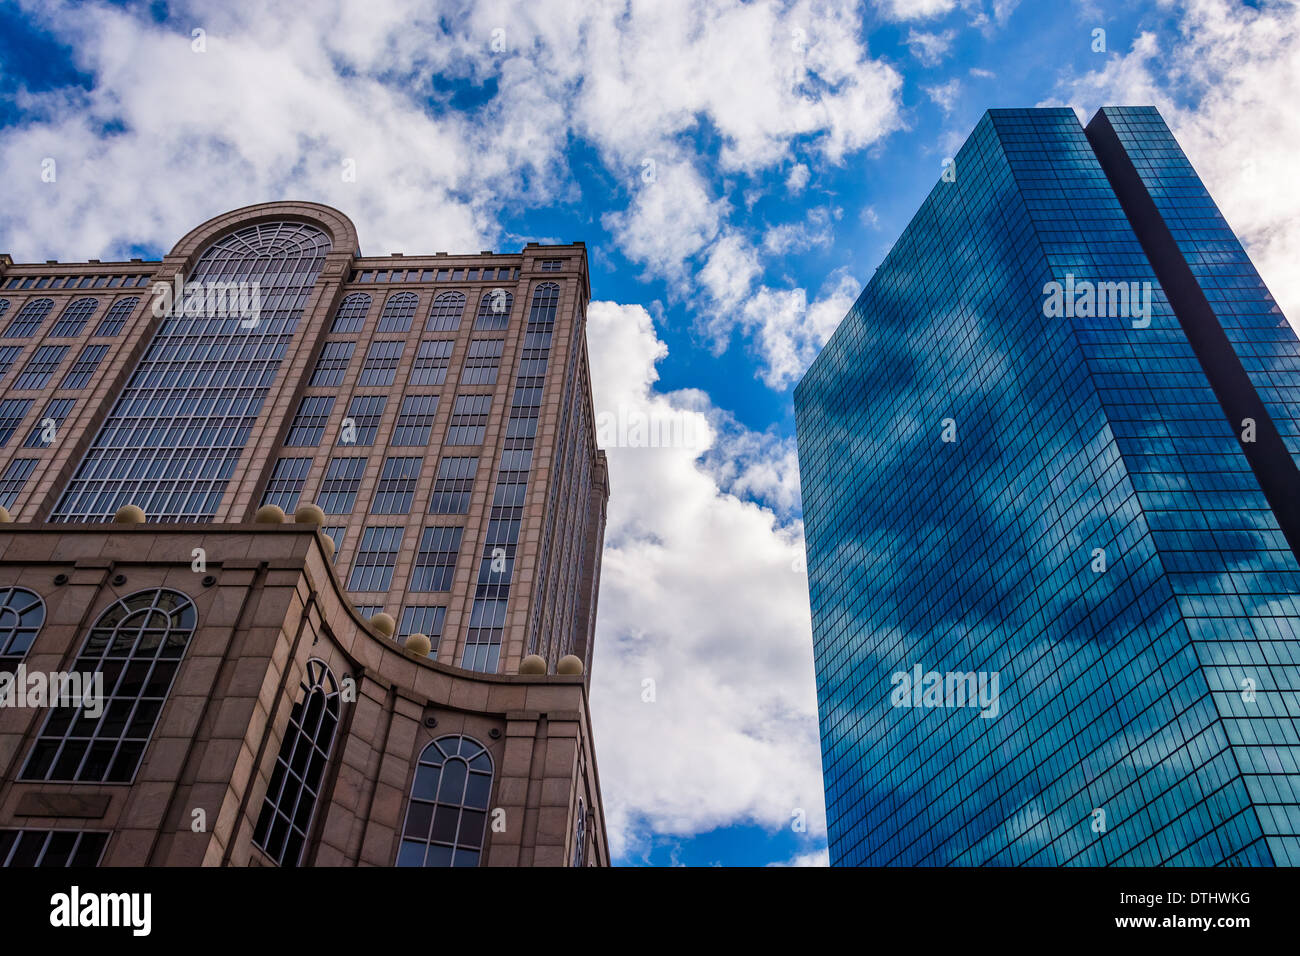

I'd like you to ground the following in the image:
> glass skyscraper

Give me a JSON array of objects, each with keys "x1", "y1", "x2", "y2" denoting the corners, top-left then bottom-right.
[{"x1": 794, "y1": 107, "x2": 1300, "y2": 866}]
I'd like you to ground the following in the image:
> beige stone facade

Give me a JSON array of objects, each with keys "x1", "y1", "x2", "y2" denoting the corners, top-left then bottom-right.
[{"x1": 0, "y1": 203, "x2": 610, "y2": 866}]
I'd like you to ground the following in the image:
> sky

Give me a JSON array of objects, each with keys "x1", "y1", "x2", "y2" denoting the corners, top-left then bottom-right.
[{"x1": 1, "y1": 0, "x2": 1299, "y2": 867}]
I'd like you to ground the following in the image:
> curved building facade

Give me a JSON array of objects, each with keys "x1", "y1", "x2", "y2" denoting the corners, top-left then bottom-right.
[{"x1": 0, "y1": 203, "x2": 609, "y2": 866}]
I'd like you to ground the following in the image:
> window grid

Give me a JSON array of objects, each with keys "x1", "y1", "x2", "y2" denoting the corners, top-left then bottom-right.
[
  {"x1": 460, "y1": 339, "x2": 505, "y2": 386},
  {"x1": 93, "y1": 297, "x2": 139, "y2": 337},
  {"x1": 391, "y1": 394, "x2": 439, "y2": 446},
  {"x1": 446, "y1": 394, "x2": 491, "y2": 446},
  {"x1": 0, "y1": 399, "x2": 33, "y2": 447},
  {"x1": 285, "y1": 396, "x2": 335, "y2": 446},
  {"x1": 3, "y1": 298, "x2": 54, "y2": 338},
  {"x1": 22, "y1": 398, "x2": 75, "y2": 448},
  {"x1": 378, "y1": 291, "x2": 419, "y2": 333},
  {"x1": 49, "y1": 297, "x2": 99, "y2": 337},
  {"x1": 261, "y1": 457, "x2": 312, "y2": 512},
  {"x1": 474, "y1": 289, "x2": 513, "y2": 331},
  {"x1": 251, "y1": 659, "x2": 340, "y2": 867},
  {"x1": 397, "y1": 605, "x2": 447, "y2": 655},
  {"x1": 358, "y1": 340, "x2": 404, "y2": 387},
  {"x1": 409, "y1": 340, "x2": 454, "y2": 386},
  {"x1": 411, "y1": 526, "x2": 463, "y2": 592},
  {"x1": 0, "y1": 830, "x2": 108, "y2": 867},
  {"x1": 20, "y1": 589, "x2": 197, "y2": 784},
  {"x1": 0, "y1": 458, "x2": 38, "y2": 510},
  {"x1": 318, "y1": 457, "x2": 368, "y2": 514},
  {"x1": 371, "y1": 456, "x2": 423, "y2": 514},
  {"x1": 396, "y1": 735, "x2": 492, "y2": 867},
  {"x1": 429, "y1": 456, "x2": 478, "y2": 514},
  {"x1": 340, "y1": 396, "x2": 386, "y2": 446},
  {"x1": 426, "y1": 292, "x2": 466, "y2": 332},
  {"x1": 348, "y1": 526, "x2": 404, "y2": 591},
  {"x1": 309, "y1": 341, "x2": 355, "y2": 387},
  {"x1": 51, "y1": 221, "x2": 331, "y2": 523},
  {"x1": 13, "y1": 345, "x2": 69, "y2": 390},
  {"x1": 0, "y1": 587, "x2": 45, "y2": 679},
  {"x1": 58, "y1": 344, "x2": 109, "y2": 390},
  {"x1": 330, "y1": 292, "x2": 371, "y2": 333}
]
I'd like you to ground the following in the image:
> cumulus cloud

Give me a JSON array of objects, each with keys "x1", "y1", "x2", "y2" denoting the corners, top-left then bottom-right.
[
  {"x1": 585, "y1": 301, "x2": 825, "y2": 860},
  {"x1": 906, "y1": 27, "x2": 957, "y2": 66},
  {"x1": 875, "y1": 0, "x2": 959, "y2": 21}
]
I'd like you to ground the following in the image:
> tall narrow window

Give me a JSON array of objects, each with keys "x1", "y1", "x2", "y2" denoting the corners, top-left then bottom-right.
[
  {"x1": 426, "y1": 291, "x2": 466, "y2": 332},
  {"x1": 285, "y1": 396, "x2": 335, "y2": 446},
  {"x1": 13, "y1": 345, "x2": 69, "y2": 390},
  {"x1": 0, "y1": 459, "x2": 37, "y2": 510},
  {"x1": 49, "y1": 298, "x2": 99, "y2": 337},
  {"x1": 22, "y1": 398, "x2": 75, "y2": 448},
  {"x1": 572, "y1": 798, "x2": 587, "y2": 867},
  {"x1": 3, "y1": 298, "x2": 54, "y2": 338},
  {"x1": 0, "y1": 587, "x2": 44, "y2": 679},
  {"x1": 52, "y1": 222, "x2": 330, "y2": 523},
  {"x1": 396, "y1": 735, "x2": 492, "y2": 867},
  {"x1": 321, "y1": 526, "x2": 345, "y2": 562},
  {"x1": 410, "y1": 526, "x2": 462, "y2": 591},
  {"x1": 348, "y1": 526, "x2": 404, "y2": 591},
  {"x1": 409, "y1": 340, "x2": 453, "y2": 386},
  {"x1": 318, "y1": 457, "x2": 368, "y2": 513},
  {"x1": 473, "y1": 289, "x2": 513, "y2": 331},
  {"x1": 330, "y1": 292, "x2": 371, "y2": 333},
  {"x1": 446, "y1": 395, "x2": 491, "y2": 446},
  {"x1": 261, "y1": 458, "x2": 312, "y2": 512},
  {"x1": 391, "y1": 395, "x2": 439, "y2": 446},
  {"x1": 21, "y1": 589, "x2": 197, "y2": 783},
  {"x1": 340, "y1": 396, "x2": 386, "y2": 446},
  {"x1": 252, "y1": 659, "x2": 340, "y2": 867},
  {"x1": 429, "y1": 457, "x2": 478, "y2": 514},
  {"x1": 93, "y1": 296, "x2": 139, "y2": 337},
  {"x1": 0, "y1": 346, "x2": 24, "y2": 377},
  {"x1": 358, "y1": 340, "x2": 404, "y2": 387},
  {"x1": 0, "y1": 399, "x2": 33, "y2": 447},
  {"x1": 58, "y1": 344, "x2": 109, "y2": 390},
  {"x1": 378, "y1": 291, "x2": 418, "y2": 333},
  {"x1": 371, "y1": 457, "x2": 422, "y2": 514},
  {"x1": 460, "y1": 339, "x2": 504, "y2": 386},
  {"x1": 309, "y1": 341, "x2": 355, "y2": 387}
]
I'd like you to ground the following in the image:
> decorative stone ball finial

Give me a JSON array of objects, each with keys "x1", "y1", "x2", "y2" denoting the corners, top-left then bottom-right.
[
  {"x1": 368, "y1": 612, "x2": 395, "y2": 638},
  {"x1": 404, "y1": 633, "x2": 432, "y2": 657},
  {"x1": 518, "y1": 654, "x2": 547, "y2": 675},
  {"x1": 557, "y1": 655, "x2": 584, "y2": 676},
  {"x1": 254, "y1": 504, "x2": 286, "y2": 524},
  {"x1": 113, "y1": 504, "x2": 146, "y2": 524},
  {"x1": 295, "y1": 502, "x2": 326, "y2": 526}
]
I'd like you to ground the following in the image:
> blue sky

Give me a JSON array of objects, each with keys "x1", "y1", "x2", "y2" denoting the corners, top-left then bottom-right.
[{"x1": 1, "y1": 0, "x2": 1297, "y2": 866}]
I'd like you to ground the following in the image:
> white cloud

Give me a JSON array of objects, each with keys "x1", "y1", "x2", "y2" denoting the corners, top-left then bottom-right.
[
  {"x1": 923, "y1": 77, "x2": 962, "y2": 114},
  {"x1": 697, "y1": 229, "x2": 763, "y2": 311},
  {"x1": 1054, "y1": 0, "x2": 1300, "y2": 330},
  {"x1": 737, "y1": 269, "x2": 862, "y2": 389},
  {"x1": 769, "y1": 847, "x2": 831, "y2": 866},
  {"x1": 585, "y1": 301, "x2": 825, "y2": 861},
  {"x1": 786, "y1": 162, "x2": 811, "y2": 193},
  {"x1": 906, "y1": 27, "x2": 957, "y2": 66},
  {"x1": 876, "y1": 0, "x2": 958, "y2": 21}
]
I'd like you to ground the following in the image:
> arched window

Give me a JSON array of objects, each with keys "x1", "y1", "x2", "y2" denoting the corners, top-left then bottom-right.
[
  {"x1": 473, "y1": 288, "x2": 513, "y2": 331},
  {"x1": 396, "y1": 734, "x2": 492, "y2": 867},
  {"x1": 93, "y1": 296, "x2": 140, "y2": 337},
  {"x1": 51, "y1": 221, "x2": 330, "y2": 523},
  {"x1": 378, "y1": 291, "x2": 418, "y2": 333},
  {"x1": 49, "y1": 298, "x2": 99, "y2": 337},
  {"x1": 330, "y1": 292, "x2": 371, "y2": 333},
  {"x1": 426, "y1": 291, "x2": 466, "y2": 333},
  {"x1": 572, "y1": 797, "x2": 587, "y2": 867},
  {"x1": 4, "y1": 298, "x2": 54, "y2": 338},
  {"x1": 21, "y1": 588, "x2": 196, "y2": 783},
  {"x1": 0, "y1": 587, "x2": 45, "y2": 679},
  {"x1": 253, "y1": 658, "x2": 340, "y2": 867}
]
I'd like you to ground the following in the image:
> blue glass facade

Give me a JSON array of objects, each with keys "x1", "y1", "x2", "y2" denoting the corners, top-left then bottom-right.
[{"x1": 795, "y1": 107, "x2": 1300, "y2": 866}]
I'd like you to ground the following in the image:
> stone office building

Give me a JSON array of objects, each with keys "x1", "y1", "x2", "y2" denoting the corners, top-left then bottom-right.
[{"x1": 0, "y1": 202, "x2": 610, "y2": 866}]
